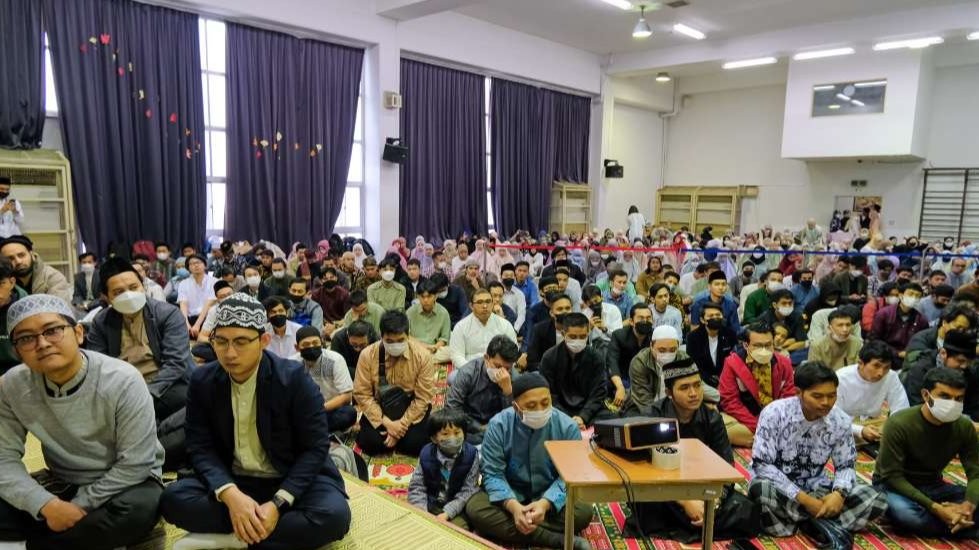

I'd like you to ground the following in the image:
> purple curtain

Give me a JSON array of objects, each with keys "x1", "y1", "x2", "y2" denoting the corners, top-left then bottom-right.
[
  {"x1": 0, "y1": 0, "x2": 45, "y2": 149},
  {"x1": 490, "y1": 78, "x2": 591, "y2": 236},
  {"x1": 43, "y1": 0, "x2": 206, "y2": 254},
  {"x1": 399, "y1": 59, "x2": 486, "y2": 239},
  {"x1": 225, "y1": 24, "x2": 363, "y2": 247}
]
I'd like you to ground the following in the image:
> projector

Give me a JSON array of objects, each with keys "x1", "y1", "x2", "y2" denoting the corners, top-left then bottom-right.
[{"x1": 593, "y1": 416, "x2": 679, "y2": 452}]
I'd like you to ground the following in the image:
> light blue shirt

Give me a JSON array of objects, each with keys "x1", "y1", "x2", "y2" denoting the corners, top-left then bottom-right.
[{"x1": 480, "y1": 407, "x2": 580, "y2": 511}]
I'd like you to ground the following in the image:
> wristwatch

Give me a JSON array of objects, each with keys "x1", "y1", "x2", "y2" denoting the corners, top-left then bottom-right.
[{"x1": 272, "y1": 494, "x2": 291, "y2": 511}]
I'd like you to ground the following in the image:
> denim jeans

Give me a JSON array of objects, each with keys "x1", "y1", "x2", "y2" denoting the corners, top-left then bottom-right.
[{"x1": 880, "y1": 482, "x2": 979, "y2": 538}]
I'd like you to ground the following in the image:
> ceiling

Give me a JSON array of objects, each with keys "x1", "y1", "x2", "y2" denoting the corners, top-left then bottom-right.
[{"x1": 454, "y1": 0, "x2": 979, "y2": 55}]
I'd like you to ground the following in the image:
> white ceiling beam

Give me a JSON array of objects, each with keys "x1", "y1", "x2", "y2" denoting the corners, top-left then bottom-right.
[
  {"x1": 606, "y1": 3, "x2": 979, "y2": 75},
  {"x1": 376, "y1": 0, "x2": 481, "y2": 21}
]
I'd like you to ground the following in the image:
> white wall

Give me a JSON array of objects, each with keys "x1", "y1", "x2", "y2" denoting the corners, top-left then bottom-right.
[
  {"x1": 927, "y1": 64, "x2": 979, "y2": 166},
  {"x1": 600, "y1": 103, "x2": 663, "y2": 231}
]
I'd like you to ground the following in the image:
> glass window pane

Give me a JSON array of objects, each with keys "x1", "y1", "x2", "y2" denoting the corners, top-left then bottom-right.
[
  {"x1": 337, "y1": 187, "x2": 361, "y2": 228},
  {"x1": 206, "y1": 20, "x2": 226, "y2": 74},
  {"x1": 486, "y1": 155, "x2": 492, "y2": 187},
  {"x1": 207, "y1": 131, "x2": 227, "y2": 179},
  {"x1": 354, "y1": 98, "x2": 363, "y2": 141},
  {"x1": 484, "y1": 77, "x2": 491, "y2": 115},
  {"x1": 485, "y1": 115, "x2": 491, "y2": 153},
  {"x1": 347, "y1": 142, "x2": 363, "y2": 183},
  {"x1": 207, "y1": 74, "x2": 226, "y2": 128},
  {"x1": 207, "y1": 182, "x2": 226, "y2": 231},
  {"x1": 44, "y1": 46, "x2": 58, "y2": 114},
  {"x1": 198, "y1": 19, "x2": 208, "y2": 71},
  {"x1": 487, "y1": 192, "x2": 494, "y2": 227},
  {"x1": 201, "y1": 74, "x2": 210, "y2": 127}
]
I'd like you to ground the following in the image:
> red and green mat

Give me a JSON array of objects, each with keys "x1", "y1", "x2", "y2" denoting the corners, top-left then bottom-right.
[{"x1": 355, "y1": 364, "x2": 979, "y2": 549}]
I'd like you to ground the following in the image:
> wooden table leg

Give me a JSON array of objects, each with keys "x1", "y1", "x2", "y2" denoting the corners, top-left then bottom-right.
[
  {"x1": 702, "y1": 497, "x2": 717, "y2": 549},
  {"x1": 565, "y1": 487, "x2": 575, "y2": 550}
]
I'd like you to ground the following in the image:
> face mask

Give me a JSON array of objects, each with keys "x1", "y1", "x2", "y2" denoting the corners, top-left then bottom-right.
[
  {"x1": 927, "y1": 393, "x2": 964, "y2": 423},
  {"x1": 270, "y1": 314, "x2": 288, "y2": 328},
  {"x1": 750, "y1": 348, "x2": 774, "y2": 364},
  {"x1": 80, "y1": 264, "x2": 95, "y2": 274},
  {"x1": 384, "y1": 341, "x2": 407, "y2": 357},
  {"x1": 566, "y1": 339, "x2": 587, "y2": 354},
  {"x1": 850, "y1": 270, "x2": 863, "y2": 278},
  {"x1": 300, "y1": 347, "x2": 323, "y2": 362},
  {"x1": 176, "y1": 268, "x2": 190, "y2": 279},
  {"x1": 825, "y1": 298, "x2": 838, "y2": 306},
  {"x1": 438, "y1": 290, "x2": 448, "y2": 299},
  {"x1": 486, "y1": 365, "x2": 506, "y2": 383},
  {"x1": 0, "y1": 192, "x2": 8, "y2": 200},
  {"x1": 611, "y1": 286, "x2": 623, "y2": 296},
  {"x1": 381, "y1": 271, "x2": 395, "y2": 282},
  {"x1": 157, "y1": 252, "x2": 170, "y2": 261},
  {"x1": 272, "y1": 271, "x2": 286, "y2": 279},
  {"x1": 742, "y1": 272, "x2": 753, "y2": 280},
  {"x1": 635, "y1": 321, "x2": 653, "y2": 336},
  {"x1": 767, "y1": 281, "x2": 785, "y2": 292},
  {"x1": 800, "y1": 280, "x2": 813, "y2": 289},
  {"x1": 112, "y1": 290, "x2": 147, "y2": 315},
  {"x1": 901, "y1": 296, "x2": 920, "y2": 308},
  {"x1": 885, "y1": 296, "x2": 900, "y2": 306},
  {"x1": 245, "y1": 275, "x2": 261, "y2": 288},
  {"x1": 290, "y1": 294, "x2": 305, "y2": 304},
  {"x1": 830, "y1": 331, "x2": 850, "y2": 343},
  {"x1": 520, "y1": 407, "x2": 552, "y2": 430},
  {"x1": 705, "y1": 318, "x2": 725, "y2": 331},
  {"x1": 437, "y1": 436, "x2": 464, "y2": 457},
  {"x1": 655, "y1": 351, "x2": 677, "y2": 365},
  {"x1": 777, "y1": 306, "x2": 794, "y2": 317},
  {"x1": 502, "y1": 278, "x2": 515, "y2": 288}
]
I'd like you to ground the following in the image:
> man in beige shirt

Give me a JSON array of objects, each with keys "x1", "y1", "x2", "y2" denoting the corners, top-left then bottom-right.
[
  {"x1": 354, "y1": 310, "x2": 435, "y2": 456},
  {"x1": 808, "y1": 309, "x2": 862, "y2": 370}
]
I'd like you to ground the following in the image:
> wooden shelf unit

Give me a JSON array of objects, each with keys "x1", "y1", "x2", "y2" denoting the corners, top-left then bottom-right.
[
  {"x1": 655, "y1": 185, "x2": 757, "y2": 235},
  {"x1": 549, "y1": 181, "x2": 592, "y2": 235}
]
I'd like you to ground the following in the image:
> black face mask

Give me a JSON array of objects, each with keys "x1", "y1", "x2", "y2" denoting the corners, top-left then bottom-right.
[
  {"x1": 634, "y1": 321, "x2": 653, "y2": 336},
  {"x1": 270, "y1": 315, "x2": 288, "y2": 328},
  {"x1": 502, "y1": 278, "x2": 515, "y2": 288},
  {"x1": 322, "y1": 280, "x2": 338, "y2": 290},
  {"x1": 0, "y1": 192, "x2": 8, "y2": 200},
  {"x1": 300, "y1": 347, "x2": 323, "y2": 362},
  {"x1": 742, "y1": 272, "x2": 754, "y2": 280},
  {"x1": 800, "y1": 280, "x2": 813, "y2": 289},
  {"x1": 705, "y1": 318, "x2": 725, "y2": 331},
  {"x1": 290, "y1": 294, "x2": 305, "y2": 304}
]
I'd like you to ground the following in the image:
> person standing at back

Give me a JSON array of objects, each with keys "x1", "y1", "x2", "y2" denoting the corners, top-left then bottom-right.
[
  {"x1": 627, "y1": 205, "x2": 646, "y2": 242},
  {"x1": 0, "y1": 177, "x2": 24, "y2": 238}
]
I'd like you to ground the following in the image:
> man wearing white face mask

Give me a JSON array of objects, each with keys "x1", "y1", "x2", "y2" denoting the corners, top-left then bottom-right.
[
  {"x1": 629, "y1": 325, "x2": 720, "y2": 416},
  {"x1": 743, "y1": 270, "x2": 786, "y2": 324},
  {"x1": 875, "y1": 367, "x2": 979, "y2": 540},
  {"x1": 445, "y1": 335, "x2": 520, "y2": 444},
  {"x1": 539, "y1": 313, "x2": 609, "y2": 430},
  {"x1": 354, "y1": 310, "x2": 435, "y2": 456},
  {"x1": 758, "y1": 289, "x2": 808, "y2": 365},
  {"x1": 466, "y1": 373, "x2": 594, "y2": 550},
  {"x1": 86, "y1": 258, "x2": 194, "y2": 468},
  {"x1": 72, "y1": 252, "x2": 101, "y2": 312},
  {"x1": 367, "y1": 259, "x2": 407, "y2": 312},
  {"x1": 870, "y1": 282, "x2": 929, "y2": 365}
]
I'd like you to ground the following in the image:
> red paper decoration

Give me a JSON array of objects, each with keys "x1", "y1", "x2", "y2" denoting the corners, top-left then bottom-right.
[
  {"x1": 99, "y1": 33, "x2": 111, "y2": 45},
  {"x1": 117, "y1": 67, "x2": 124, "y2": 77},
  {"x1": 169, "y1": 113, "x2": 178, "y2": 124},
  {"x1": 144, "y1": 109, "x2": 152, "y2": 118}
]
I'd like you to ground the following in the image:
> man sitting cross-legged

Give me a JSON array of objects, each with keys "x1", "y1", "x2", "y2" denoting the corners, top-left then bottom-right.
[{"x1": 445, "y1": 335, "x2": 520, "y2": 445}]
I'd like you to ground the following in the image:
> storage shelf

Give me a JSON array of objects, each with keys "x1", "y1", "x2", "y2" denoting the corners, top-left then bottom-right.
[
  {"x1": 550, "y1": 181, "x2": 591, "y2": 235},
  {"x1": 655, "y1": 185, "x2": 756, "y2": 234}
]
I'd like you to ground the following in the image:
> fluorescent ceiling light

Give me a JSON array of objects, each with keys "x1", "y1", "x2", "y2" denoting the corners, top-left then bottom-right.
[
  {"x1": 836, "y1": 93, "x2": 851, "y2": 101},
  {"x1": 673, "y1": 23, "x2": 706, "y2": 40},
  {"x1": 722, "y1": 56, "x2": 777, "y2": 69},
  {"x1": 828, "y1": 105, "x2": 841, "y2": 110},
  {"x1": 851, "y1": 99, "x2": 865, "y2": 107},
  {"x1": 655, "y1": 71, "x2": 672, "y2": 82},
  {"x1": 813, "y1": 85, "x2": 836, "y2": 91},
  {"x1": 793, "y1": 47, "x2": 855, "y2": 61},
  {"x1": 968, "y1": 31, "x2": 979, "y2": 41},
  {"x1": 873, "y1": 37, "x2": 943, "y2": 51},
  {"x1": 601, "y1": 0, "x2": 633, "y2": 9},
  {"x1": 854, "y1": 80, "x2": 887, "y2": 88}
]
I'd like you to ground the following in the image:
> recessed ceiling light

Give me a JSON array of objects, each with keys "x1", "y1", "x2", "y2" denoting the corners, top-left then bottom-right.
[
  {"x1": 836, "y1": 93, "x2": 851, "y2": 101},
  {"x1": 722, "y1": 57, "x2": 778, "y2": 70},
  {"x1": 854, "y1": 80, "x2": 887, "y2": 88},
  {"x1": 851, "y1": 99, "x2": 865, "y2": 107},
  {"x1": 968, "y1": 31, "x2": 979, "y2": 41},
  {"x1": 873, "y1": 37, "x2": 943, "y2": 51},
  {"x1": 601, "y1": 0, "x2": 633, "y2": 9},
  {"x1": 655, "y1": 72, "x2": 672, "y2": 82},
  {"x1": 633, "y1": 6, "x2": 653, "y2": 39},
  {"x1": 813, "y1": 85, "x2": 836, "y2": 91},
  {"x1": 828, "y1": 105, "x2": 841, "y2": 110},
  {"x1": 793, "y1": 47, "x2": 855, "y2": 61},
  {"x1": 673, "y1": 23, "x2": 706, "y2": 40}
]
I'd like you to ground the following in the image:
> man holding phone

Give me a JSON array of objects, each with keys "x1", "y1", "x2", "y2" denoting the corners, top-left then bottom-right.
[{"x1": 0, "y1": 177, "x2": 24, "y2": 238}]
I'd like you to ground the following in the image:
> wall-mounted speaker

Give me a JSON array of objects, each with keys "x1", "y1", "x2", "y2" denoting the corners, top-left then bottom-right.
[
  {"x1": 604, "y1": 159, "x2": 624, "y2": 178},
  {"x1": 383, "y1": 138, "x2": 408, "y2": 164}
]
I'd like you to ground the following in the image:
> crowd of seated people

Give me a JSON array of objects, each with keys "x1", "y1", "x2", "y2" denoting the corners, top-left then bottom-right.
[{"x1": 3, "y1": 215, "x2": 979, "y2": 549}]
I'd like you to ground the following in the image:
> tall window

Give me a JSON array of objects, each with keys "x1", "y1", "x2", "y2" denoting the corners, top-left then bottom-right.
[
  {"x1": 485, "y1": 77, "x2": 493, "y2": 230},
  {"x1": 44, "y1": 34, "x2": 59, "y2": 115},
  {"x1": 332, "y1": 78, "x2": 365, "y2": 239},
  {"x1": 199, "y1": 19, "x2": 227, "y2": 235}
]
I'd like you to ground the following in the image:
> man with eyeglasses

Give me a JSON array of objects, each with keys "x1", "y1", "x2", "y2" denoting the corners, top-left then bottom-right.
[
  {"x1": 161, "y1": 293, "x2": 351, "y2": 549},
  {"x1": 0, "y1": 294, "x2": 164, "y2": 548},
  {"x1": 448, "y1": 288, "x2": 518, "y2": 371}
]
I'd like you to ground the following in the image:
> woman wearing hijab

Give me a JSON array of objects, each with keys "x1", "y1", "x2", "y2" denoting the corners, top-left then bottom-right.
[
  {"x1": 419, "y1": 243, "x2": 436, "y2": 278},
  {"x1": 451, "y1": 242, "x2": 470, "y2": 278},
  {"x1": 315, "y1": 240, "x2": 331, "y2": 263},
  {"x1": 584, "y1": 250, "x2": 606, "y2": 285},
  {"x1": 352, "y1": 243, "x2": 367, "y2": 269}
]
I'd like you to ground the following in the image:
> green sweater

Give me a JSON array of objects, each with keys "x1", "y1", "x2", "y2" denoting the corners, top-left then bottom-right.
[
  {"x1": 875, "y1": 405, "x2": 979, "y2": 508},
  {"x1": 742, "y1": 288, "x2": 772, "y2": 324}
]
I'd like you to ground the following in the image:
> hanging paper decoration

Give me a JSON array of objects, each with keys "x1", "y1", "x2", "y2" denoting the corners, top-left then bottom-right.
[
  {"x1": 316, "y1": 144, "x2": 323, "y2": 151},
  {"x1": 252, "y1": 137, "x2": 258, "y2": 147},
  {"x1": 128, "y1": 62, "x2": 134, "y2": 72},
  {"x1": 144, "y1": 108, "x2": 152, "y2": 118},
  {"x1": 309, "y1": 149, "x2": 317, "y2": 158},
  {"x1": 185, "y1": 128, "x2": 191, "y2": 136},
  {"x1": 169, "y1": 113, "x2": 178, "y2": 124},
  {"x1": 272, "y1": 143, "x2": 278, "y2": 151},
  {"x1": 112, "y1": 53, "x2": 117, "y2": 61},
  {"x1": 80, "y1": 43, "x2": 89, "y2": 53},
  {"x1": 275, "y1": 131, "x2": 283, "y2": 142},
  {"x1": 88, "y1": 36, "x2": 98, "y2": 45},
  {"x1": 259, "y1": 139, "x2": 269, "y2": 148},
  {"x1": 138, "y1": 89, "x2": 145, "y2": 100},
  {"x1": 185, "y1": 148, "x2": 192, "y2": 159},
  {"x1": 294, "y1": 142, "x2": 300, "y2": 151},
  {"x1": 256, "y1": 150, "x2": 263, "y2": 159},
  {"x1": 99, "y1": 33, "x2": 111, "y2": 45},
  {"x1": 117, "y1": 67, "x2": 124, "y2": 77}
]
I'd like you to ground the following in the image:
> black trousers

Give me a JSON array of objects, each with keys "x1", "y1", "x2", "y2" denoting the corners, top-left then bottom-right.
[
  {"x1": 356, "y1": 408, "x2": 430, "y2": 456},
  {"x1": 160, "y1": 474, "x2": 350, "y2": 550},
  {"x1": 0, "y1": 477, "x2": 161, "y2": 550},
  {"x1": 154, "y1": 381, "x2": 189, "y2": 471}
]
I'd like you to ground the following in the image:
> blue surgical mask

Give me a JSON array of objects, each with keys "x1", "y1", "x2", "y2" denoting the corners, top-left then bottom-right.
[{"x1": 176, "y1": 268, "x2": 190, "y2": 278}]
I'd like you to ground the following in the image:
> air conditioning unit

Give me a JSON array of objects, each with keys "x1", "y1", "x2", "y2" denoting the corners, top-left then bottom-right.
[
  {"x1": 384, "y1": 91, "x2": 403, "y2": 110},
  {"x1": 0, "y1": 149, "x2": 79, "y2": 279}
]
